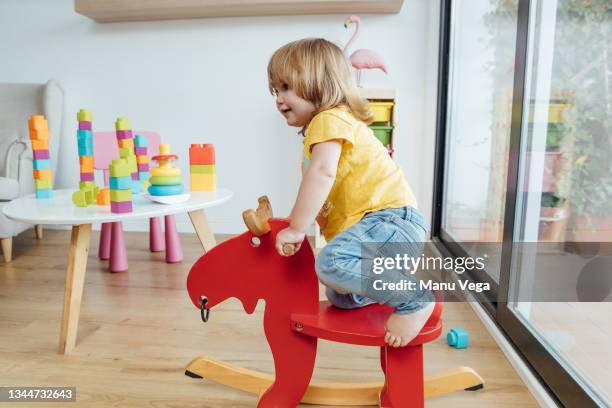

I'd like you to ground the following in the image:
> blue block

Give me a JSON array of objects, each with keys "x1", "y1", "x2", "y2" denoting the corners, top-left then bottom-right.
[
  {"x1": 35, "y1": 188, "x2": 53, "y2": 199},
  {"x1": 78, "y1": 145, "x2": 94, "y2": 156},
  {"x1": 447, "y1": 327, "x2": 469, "y2": 349},
  {"x1": 134, "y1": 134, "x2": 148, "y2": 147},
  {"x1": 131, "y1": 180, "x2": 143, "y2": 194},
  {"x1": 33, "y1": 159, "x2": 51, "y2": 170},
  {"x1": 77, "y1": 129, "x2": 93, "y2": 139},
  {"x1": 109, "y1": 176, "x2": 132, "y2": 190},
  {"x1": 138, "y1": 171, "x2": 150, "y2": 181},
  {"x1": 148, "y1": 184, "x2": 183, "y2": 196},
  {"x1": 78, "y1": 138, "x2": 93, "y2": 149}
]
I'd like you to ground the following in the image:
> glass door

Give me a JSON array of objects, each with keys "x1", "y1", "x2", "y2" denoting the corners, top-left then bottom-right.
[{"x1": 500, "y1": 0, "x2": 612, "y2": 406}]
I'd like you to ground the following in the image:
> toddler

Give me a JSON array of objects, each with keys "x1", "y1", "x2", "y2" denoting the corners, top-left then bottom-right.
[{"x1": 268, "y1": 38, "x2": 435, "y2": 348}]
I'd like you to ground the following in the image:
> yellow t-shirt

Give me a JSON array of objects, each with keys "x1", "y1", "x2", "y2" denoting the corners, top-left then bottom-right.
[{"x1": 303, "y1": 106, "x2": 417, "y2": 241}]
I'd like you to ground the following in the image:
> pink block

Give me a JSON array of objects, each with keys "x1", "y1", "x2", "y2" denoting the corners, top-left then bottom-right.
[
  {"x1": 111, "y1": 201, "x2": 133, "y2": 213},
  {"x1": 135, "y1": 147, "x2": 147, "y2": 155},
  {"x1": 78, "y1": 121, "x2": 92, "y2": 130},
  {"x1": 33, "y1": 150, "x2": 49, "y2": 160},
  {"x1": 115, "y1": 130, "x2": 133, "y2": 139},
  {"x1": 131, "y1": 172, "x2": 138, "y2": 180},
  {"x1": 80, "y1": 172, "x2": 95, "y2": 181},
  {"x1": 137, "y1": 163, "x2": 149, "y2": 172},
  {"x1": 149, "y1": 217, "x2": 165, "y2": 252},
  {"x1": 109, "y1": 221, "x2": 128, "y2": 272},
  {"x1": 164, "y1": 215, "x2": 183, "y2": 263}
]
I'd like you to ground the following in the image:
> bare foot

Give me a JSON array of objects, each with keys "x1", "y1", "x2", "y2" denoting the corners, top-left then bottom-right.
[{"x1": 384, "y1": 302, "x2": 435, "y2": 347}]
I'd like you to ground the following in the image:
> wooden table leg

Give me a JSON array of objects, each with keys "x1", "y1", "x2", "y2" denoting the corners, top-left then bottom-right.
[
  {"x1": 59, "y1": 224, "x2": 92, "y2": 354},
  {"x1": 188, "y1": 209, "x2": 216, "y2": 252}
]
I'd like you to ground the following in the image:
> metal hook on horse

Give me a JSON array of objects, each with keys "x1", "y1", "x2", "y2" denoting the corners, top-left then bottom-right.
[{"x1": 200, "y1": 296, "x2": 210, "y2": 322}]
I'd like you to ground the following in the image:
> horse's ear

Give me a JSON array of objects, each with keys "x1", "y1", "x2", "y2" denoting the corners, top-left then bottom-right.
[{"x1": 242, "y1": 195, "x2": 273, "y2": 236}]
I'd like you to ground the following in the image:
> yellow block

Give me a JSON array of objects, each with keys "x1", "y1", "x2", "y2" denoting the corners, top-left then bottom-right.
[
  {"x1": 369, "y1": 101, "x2": 394, "y2": 122},
  {"x1": 118, "y1": 138, "x2": 134, "y2": 149},
  {"x1": 150, "y1": 167, "x2": 180, "y2": 177},
  {"x1": 159, "y1": 144, "x2": 170, "y2": 155},
  {"x1": 136, "y1": 155, "x2": 149, "y2": 164},
  {"x1": 190, "y1": 173, "x2": 216, "y2": 191}
]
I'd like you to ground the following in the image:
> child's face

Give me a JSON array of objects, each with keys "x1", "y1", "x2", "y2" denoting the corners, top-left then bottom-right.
[{"x1": 272, "y1": 83, "x2": 315, "y2": 127}]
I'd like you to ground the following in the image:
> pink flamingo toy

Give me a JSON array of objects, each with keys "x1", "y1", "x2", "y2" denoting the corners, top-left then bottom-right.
[{"x1": 343, "y1": 15, "x2": 389, "y2": 87}]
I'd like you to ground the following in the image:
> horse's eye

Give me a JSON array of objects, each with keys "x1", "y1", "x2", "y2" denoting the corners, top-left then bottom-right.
[{"x1": 250, "y1": 237, "x2": 261, "y2": 247}]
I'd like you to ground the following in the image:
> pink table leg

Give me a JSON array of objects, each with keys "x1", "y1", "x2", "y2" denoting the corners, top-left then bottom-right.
[
  {"x1": 149, "y1": 217, "x2": 165, "y2": 252},
  {"x1": 109, "y1": 222, "x2": 128, "y2": 272},
  {"x1": 99, "y1": 222, "x2": 112, "y2": 260},
  {"x1": 164, "y1": 215, "x2": 183, "y2": 263}
]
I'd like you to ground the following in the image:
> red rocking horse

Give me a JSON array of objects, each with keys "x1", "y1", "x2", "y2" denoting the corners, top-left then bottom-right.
[{"x1": 185, "y1": 197, "x2": 484, "y2": 407}]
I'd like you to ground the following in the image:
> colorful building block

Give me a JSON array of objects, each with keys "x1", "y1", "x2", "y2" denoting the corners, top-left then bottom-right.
[
  {"x1": 77, "y1": 109, "x2": 92, "y2": 122},
  {"x1": 80, "y1": 172, "x2": 95, "y2": 182},
  {"x1": 190, "y1": 164, "x2": 215, "y2": 174},
  {"x1": 33, "y1": 169, "x2": 52, "y2": 179},
  {"x1": 115, "y1": 117, "x2": 131, "y2": 131},
  {"x1": 97, "y1": 188, "x2": 110, "y2": 205},
  {"x1": 110, "y1": 189, "x2": 132, "y2": 202},
  {"x1": 447, "y1": 327, "x2": 469, "y2": 349},
  {"x1": 29, "y1": 129, "x2": 49, "y2": 141},
  {"x1": 190, "y1": 173, "x2": 216, "y2": 191},
  {"x1": 28, "y1": 115, "x2": 48, "y2": 130},
  {"x1": 35, "y1": 179, "x2": 52, "y2": 189},
  {"x1": 33, "y1": 159, "x2": 50, "y2": 170},
  {"x1": 111, "y1": 200, "x2": 133, "y2": 213},
  {"x1": 136, "y1": 155, "x2": 148, "y2": 164},
  {"x1": 79, "y1": 156, "x2": 94, "y2": 166},
  {"x1": 118, "y1": 138, "x2": 134, "y2": 149},
  {"x1": 134, "y1": 135, "x2": 148, "y2": 147},
  {"x1": 110, "y1": 159, "x2": 130, "y2": 177},
  {"x1": 109, "y1": 176, "x2": 132, "y2": 190},
  {"x1": 31, "y1": 139, "x2": 49, "y2": 150},
  {"x1": 80, "y1": 181, "x2": 96, "y2": 190},
  {"x1": 137, "y1": 163, "x2": 150, "y2": 172},
  {"x1": 78, "y1": 121, "x2": 92, "y2": 130},
  {"x1": 33, "y1": 149, "x2": 50, "y2": 160},
  {"x1": 35, "y1": 189, "x2": 53, "y2": 199},
  {"x1": 189, "y1": 144, "x2": 215, "y2": 164}
]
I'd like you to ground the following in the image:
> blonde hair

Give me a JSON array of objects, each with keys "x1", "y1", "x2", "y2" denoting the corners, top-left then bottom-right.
[{"x1": 268, "y1": 38, "x2": 374, "y2": 125}]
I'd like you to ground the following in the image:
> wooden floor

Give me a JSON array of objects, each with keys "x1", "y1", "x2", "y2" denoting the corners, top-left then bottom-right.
[{"x1": 0, "y1": 229, "x2": 539, "y2": 407}]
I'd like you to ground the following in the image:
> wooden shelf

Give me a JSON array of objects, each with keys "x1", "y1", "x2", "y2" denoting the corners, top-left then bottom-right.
[{"x1": 74, "y1": 0, "x2": 404, "y2": 23}]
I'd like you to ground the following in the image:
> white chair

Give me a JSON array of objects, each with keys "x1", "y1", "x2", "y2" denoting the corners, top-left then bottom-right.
[{"x1": 0, "y1": 80, "x2": 64, "y2": 262}]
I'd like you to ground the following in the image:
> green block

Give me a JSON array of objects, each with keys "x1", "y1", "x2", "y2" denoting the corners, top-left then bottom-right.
[
  {"x1": 79, "y1": 181, "x2": 96, "y2": 190},
  {"x1": 110, "y1": 189, "x2": 132, "y2": 202},
  {"x1": 115, "y1": 117, "x2": 131, "y2": 130},
  {"x1": 35, "y1": 178, "x2": 52, "y2": 189},
  {"x1": 119, "y1": 147, "x2": 132, "y2": 158},
  {"x1": 77, "y1": 109, "x2": 92, "y2": 122},
  {"x1": 149, "y1": 176, "x2": 182, "y2": 185},
  {"x1": 72, "y1": 186, "x2": 97, "y2": 207},
  {"x1": 110, "y1": 159, "x2": 130, "y2": 177},
  {"x1": 190, "y1": 164, "x2": 215, "y2": 174},
  {"x1": 126, "y1": 155, "x2": 137, "y2": 172}
]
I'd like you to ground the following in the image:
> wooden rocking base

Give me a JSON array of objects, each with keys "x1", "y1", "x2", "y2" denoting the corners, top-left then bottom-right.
[{"x1": 185, "y1": 356, "x2": 484, "y2": 406}]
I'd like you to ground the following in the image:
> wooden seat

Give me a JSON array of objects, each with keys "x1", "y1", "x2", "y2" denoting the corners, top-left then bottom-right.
[{"x1": 291, "y1": 300, "x2": 443, "y2": 346}]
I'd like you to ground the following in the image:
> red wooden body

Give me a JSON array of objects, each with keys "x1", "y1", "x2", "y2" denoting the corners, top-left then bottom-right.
[{"x1": 187, "y1": 218, "x2": 443, "y2": 407}]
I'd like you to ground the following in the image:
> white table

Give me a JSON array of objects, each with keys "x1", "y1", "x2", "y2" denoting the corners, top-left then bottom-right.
[{"x1": 3, "y1": 188, "x2": 233, "y2": 354}]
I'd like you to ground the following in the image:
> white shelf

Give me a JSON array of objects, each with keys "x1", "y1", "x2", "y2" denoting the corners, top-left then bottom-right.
[{"x1": 74, "y1": 0, "x2": 404, "y2": 23}]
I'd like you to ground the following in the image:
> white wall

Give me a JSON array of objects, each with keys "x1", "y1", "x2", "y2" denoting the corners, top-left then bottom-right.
[{"x1": 0, "y1": 0, "x2": 440, "y2": 234}]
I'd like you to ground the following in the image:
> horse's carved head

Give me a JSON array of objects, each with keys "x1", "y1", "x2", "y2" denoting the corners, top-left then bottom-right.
[{"x1": 186, "y1": 196, "x2": 319, "y2": 321}]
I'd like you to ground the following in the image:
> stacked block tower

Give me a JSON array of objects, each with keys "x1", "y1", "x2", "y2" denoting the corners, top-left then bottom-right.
[
  {"x1": 109, "y1": 158, "x2": 133, "y2": 213},
  {"x1": 72, "y1": 109, "x2": 99, "y2": 207},
  {"x1": 189, "y1": 144, "x2": 216, "y2": 191},
  {"x1": 148, "y1": 144, "x2": 183, "y2": 197},
  {"x1": 115, "y1": 117, "x2": 142, "y2": 194},
  {"x1": 27, "y1": 115, "x2": 53, "y2": 199},
  {"x1": 134, "y1": 135, "x2": 150, "y2": 189}
]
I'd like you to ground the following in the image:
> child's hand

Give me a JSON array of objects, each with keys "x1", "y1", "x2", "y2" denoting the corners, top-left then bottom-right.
[{"x1": 275, "y1": 227, "x2": 305, "y2": 256}]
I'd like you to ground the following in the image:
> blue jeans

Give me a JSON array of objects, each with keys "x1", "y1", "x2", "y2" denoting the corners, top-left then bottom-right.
[{"x1": 315, "y1": 206, "x2": 434, "y2": 315}]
